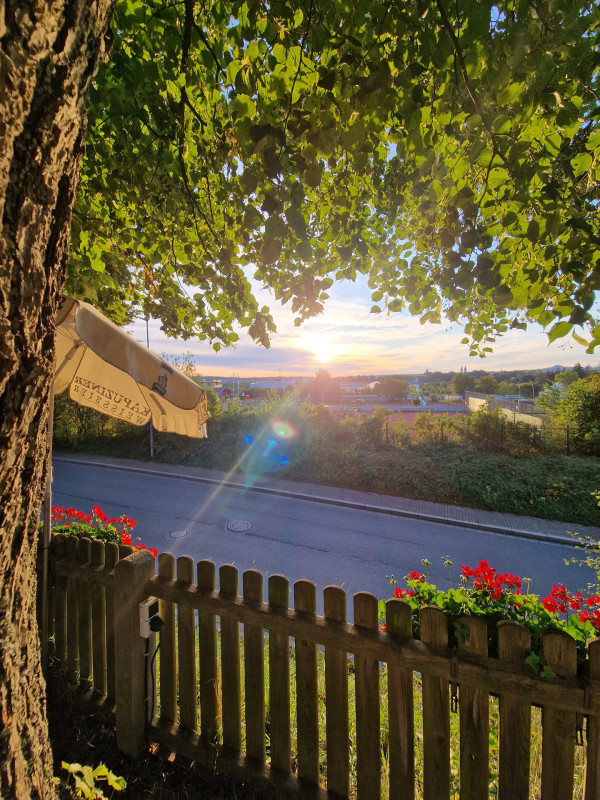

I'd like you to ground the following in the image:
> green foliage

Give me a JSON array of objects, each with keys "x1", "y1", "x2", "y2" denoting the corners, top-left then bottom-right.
[
  {"x1": 567, "y1": 490, "x2": 600, "y2": 593},
  {"x1": 559, "y1": 373, "x2": 600, "y2": 442},
  {"x1": 54, "y1": 396, "x2": 600, "y2": 526},
  {"x1": 302, "y1": 369, "x2": 342, "y2": 404},
  {"x1": 476, "y1": 375, "x2": 498, "y2": 394},
  {"x1": 203, "y1": 386, "x2": 222, "y2": 420},
  {"x1": 379, "y1": 560, "x2": 596, "y2": 663},
  {"x1": 556, "y1": 369, "x2": 580, "y2": 387},
  {"x1": 452, "y1": 372, "x2": 476, "y2": 394},
  {"x1": 540, "y1": 373, "x2": 600, "y2": 453},
  {"x1": 61, "y1": 761, "x2": 126, "y2": 799},
  {"x1": 68, "y1": 0, "x2": 600, "y2": 354},
  {"x1": 379, "y1": 377, "x2": 408, "y2": 400}
]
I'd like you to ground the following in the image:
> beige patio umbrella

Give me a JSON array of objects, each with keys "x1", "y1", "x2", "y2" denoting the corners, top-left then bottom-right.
[
  {"x1": 41, "y1": 295, "x2": 209, "y2": 665},
  {"x1": 54, "y1": 296, "x2": 209, "y2": 438}
]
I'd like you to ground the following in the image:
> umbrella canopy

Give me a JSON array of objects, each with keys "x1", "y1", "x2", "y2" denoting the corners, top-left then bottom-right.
[
  {"x1": 41, "y1": 296, "x2": 209, "y2": 669},
  {"x1": 54, "y1": 296, "x2": 208, "y2": 437}
]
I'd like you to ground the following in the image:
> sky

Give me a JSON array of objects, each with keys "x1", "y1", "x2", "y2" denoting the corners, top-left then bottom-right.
[{"x1": 128, "y1": 275, "x2": 599, "y2": 378}]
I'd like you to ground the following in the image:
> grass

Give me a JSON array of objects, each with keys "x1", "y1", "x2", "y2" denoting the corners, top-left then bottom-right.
[
  {"x1": 47, "y1": 664, "x2": 276, "y2": 799},
  {"x1": 48, "y1": 625, "x2": 587, "y2": 800},
  {"x1": 56, "y1": 425, "x2": 600, "y2": 527}
]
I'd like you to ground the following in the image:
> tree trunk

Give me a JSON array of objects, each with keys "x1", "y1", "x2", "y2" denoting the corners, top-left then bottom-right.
[{"x1": 0, "y1": 2, "x2": 113, "y2": 796}]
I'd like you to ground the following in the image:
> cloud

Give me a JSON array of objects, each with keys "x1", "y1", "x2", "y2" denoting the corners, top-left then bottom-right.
[{"x1": 128, "y1": 277, "x2": 598, "y2": 377}]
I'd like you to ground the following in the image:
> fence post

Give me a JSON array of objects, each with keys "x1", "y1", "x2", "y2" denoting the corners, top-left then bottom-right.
[
  {"x1": 113, "y1": 549, "x2": 156, "y2": 757},
  {"x1": 566, "y1": 425, "x2": 570, "y2": 455}
]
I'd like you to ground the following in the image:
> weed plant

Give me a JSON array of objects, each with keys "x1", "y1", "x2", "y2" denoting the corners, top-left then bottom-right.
[
  {"x1": 53, "y1": 394, "x2": 600, "y2": 526},
  {"x1": 49, "y1": 628, "x2": 586, "y2": 799}
]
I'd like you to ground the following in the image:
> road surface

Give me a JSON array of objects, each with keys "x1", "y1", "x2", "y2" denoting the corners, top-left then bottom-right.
[{"x1": 51, "y1": 458, "x2": 596, "y2": 614}]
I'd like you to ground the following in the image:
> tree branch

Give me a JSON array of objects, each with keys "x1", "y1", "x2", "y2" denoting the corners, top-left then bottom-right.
[
  {"x1": 284, "y1": 0, "x2": 313, "y2": 133},
  {"x1": 434, "y1": 0, "x2": 508, "y2": 167},
  {"x1": 193, "y1": 20, "x2": 223, "y2": 79},
  {"x1": 176, "y1": 0, "x2": 218, "y2": 250}
]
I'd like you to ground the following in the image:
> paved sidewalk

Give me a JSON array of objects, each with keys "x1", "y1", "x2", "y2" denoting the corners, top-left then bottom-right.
[{"x1": 54, "y1": 452, "x2": 600, "y2": 548}]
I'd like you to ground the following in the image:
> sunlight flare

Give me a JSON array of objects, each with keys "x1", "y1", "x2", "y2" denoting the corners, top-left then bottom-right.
[{"x1": 301, "y1": 333, "x2": 341, "y2": 363}]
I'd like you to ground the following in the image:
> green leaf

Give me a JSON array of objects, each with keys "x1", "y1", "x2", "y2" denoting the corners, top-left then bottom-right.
[
  {"x1": 526, "y1": 219, "x2": 539, "y2": 243},
  {"x1": 571, "y1": 153, "x2": 593, "y2": 177},
  {"x1": 572, "y1": 331, "x2": 589, "y2": 348},
  {"x1": 548, "y1": 321, "x2": 573, "y2": 342},
  {"x1": 498, "y1": 82, "x2": 524, "y2": 105},
  {"x1": 304, "y1": 164, "x2": 322, "y2": 188},
  {"x1": 260, "y1": 237, "x2": 283, "y2": 264}
]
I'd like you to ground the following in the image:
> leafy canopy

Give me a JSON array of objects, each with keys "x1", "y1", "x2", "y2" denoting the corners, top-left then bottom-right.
[{"x1": 68, "y1": 0, "x2": 600, "y2": 353}]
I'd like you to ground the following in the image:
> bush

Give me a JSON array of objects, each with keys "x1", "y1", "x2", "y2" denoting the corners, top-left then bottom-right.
[{"x1": 52, "y1": 396, "x2": 600, "y2": 527}]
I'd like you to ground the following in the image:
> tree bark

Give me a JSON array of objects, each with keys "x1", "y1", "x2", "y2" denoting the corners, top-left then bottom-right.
[{"x1": 0, "y1": 2, "x2": 113, "y2": 796}]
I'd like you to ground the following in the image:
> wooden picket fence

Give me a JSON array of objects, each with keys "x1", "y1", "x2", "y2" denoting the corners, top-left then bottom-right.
[{"x1": 48, "y1": 535, "x2": 600, "y2": 799}]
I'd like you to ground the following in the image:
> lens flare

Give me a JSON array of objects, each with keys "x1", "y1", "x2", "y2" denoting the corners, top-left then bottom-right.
[
  {"x1": 241, "y1": 417, "x2": 299, "y2": 475},
  {"x1": 271, "y1": 418, "x2": 297, "y2": 439}
]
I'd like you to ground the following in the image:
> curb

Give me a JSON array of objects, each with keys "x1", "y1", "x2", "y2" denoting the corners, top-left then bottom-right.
[{"x1": 53, "y1": 455, "x2": 582, "y2": 549}]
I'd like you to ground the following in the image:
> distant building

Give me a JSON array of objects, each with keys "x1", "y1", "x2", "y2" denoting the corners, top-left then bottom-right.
[{"x1": 339, "y1": 381, "x2": 368, "y2": 392}]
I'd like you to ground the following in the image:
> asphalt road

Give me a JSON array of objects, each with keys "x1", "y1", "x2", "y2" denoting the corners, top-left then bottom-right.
[{"x1": 51, "y1": 458, "x2": 596, "y2": 615}]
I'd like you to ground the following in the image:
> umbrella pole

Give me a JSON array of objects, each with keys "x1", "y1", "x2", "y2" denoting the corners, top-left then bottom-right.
[
  {"x1": 145, "y1": 317, "x2": 154, "y2": 459},
  {"x1": 40, "y1": 382, "x2": 54, "y2": 673}
]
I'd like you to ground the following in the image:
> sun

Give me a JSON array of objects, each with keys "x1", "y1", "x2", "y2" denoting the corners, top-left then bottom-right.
[
  {"x1": 302, "y1": 334, "x2": 340, "y2": 362},
  {"x1": 315, "y1": 343, "x2": 337, "y2": 362}
]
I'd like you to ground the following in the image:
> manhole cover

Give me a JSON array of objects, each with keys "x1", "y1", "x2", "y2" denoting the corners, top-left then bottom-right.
[
  {"x1": 226, "y1": 520, "x2": 253, "y2": 532},
  {"x1": 166, "y1": 529, "x2": 191, "y2": 539}
]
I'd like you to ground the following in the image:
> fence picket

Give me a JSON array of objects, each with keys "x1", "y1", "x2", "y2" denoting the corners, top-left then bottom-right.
[
  {"x1": 66, "y1": 536, "x2": 80, "y2": 683},
  {"x1": 158, "y1": 552, "x2": 176, "y2": 724},
  {"x1": 77, "y1": 537, "x2": 92, "y2": 688},
  {"x1": 197, "y1": 560, "x2": 218, "y2": 743},
  {"x1": 269, "y1": 574, "x2": 291, "y2": 775},
  {"x1": 498, "y1": 621, "x2": 531, "y2": 800},
  {"x1": 420, "y1": 605, "x2": 450, "y2": 800},
  {"x1": 177, "y1": 555, "x2": 197, "y2": 732},
  {"x1": 541, "y1": 631, "x2": 578, "y2": 800},
  {"x1": 458, "y1": 616, "x2": 488, "y2": 799},
  {"x1": 324, "y1": 585, "x2": 349, "y2": 799},
  {"x1": 51, "y1": 548, "x2": 600, "y2": 799},
  {"x1": 354, "y1": 592, "x2": 380, "y2": 800},
  {"x1": 53, "y1": 534, "x2": 67, "y2": 665},
  {"x1": 220, "y1": 564, "x2": 241, "y2": 753},
  {"x1": 294, "y1": 580, "x2": 319, "y2": 786},
  {"x1": 243, "y1": 569, "x2": 265, "y2": 764},
  {"x1": 386, "y1": 598, "x2": 414, "y2": 800},
  {"x1": 585, "y1": 638, "x2": 600, "y2": 800},
  {"x1": 90, "y1": 540, "x2": 106, "y2": 696},
  {"x1": 104, "y1": 542, "x2": 118, "y2": 702}
]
